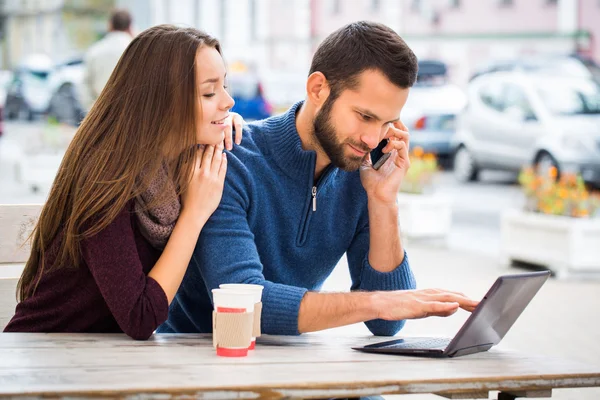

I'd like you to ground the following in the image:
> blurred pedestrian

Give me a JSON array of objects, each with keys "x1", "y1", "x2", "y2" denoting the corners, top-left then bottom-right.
[{"x1": 81, "y1": 9, "x2": 134, "y2": 111}]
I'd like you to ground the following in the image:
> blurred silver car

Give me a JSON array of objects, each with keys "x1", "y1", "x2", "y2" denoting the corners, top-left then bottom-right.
[
  {"x1": 4, "y1": 54, "x2": 53, "y2": 120},
  {"x1": 403, "y1": 60, "x2": 467, "y2": 165},
  {"x1": 47, "y1": 56, "x2": 85, "y2": 126},
  {"x1": 452, "y1": 71, "x2": 600, "y2": 185}
]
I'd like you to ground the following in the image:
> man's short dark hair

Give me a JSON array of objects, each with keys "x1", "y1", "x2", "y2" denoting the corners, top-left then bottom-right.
[
  {"x1": 110, "y1": 9, "x2": 132, "y2": 32},
  {"x1": 310, "y1": 21, "x2": 418, "y2": 98}
]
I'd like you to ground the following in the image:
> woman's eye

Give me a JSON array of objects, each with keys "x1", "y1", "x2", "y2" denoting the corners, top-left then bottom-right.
[
  {"x1": 223, "y1": 85, "x2": 229, "y2": 90},
  {"x1": 203, "y1": 93, "x2": 216, "y2": 98},
  {"x1": 360, "y1": 113, "x2": 372, "y2": 121}
]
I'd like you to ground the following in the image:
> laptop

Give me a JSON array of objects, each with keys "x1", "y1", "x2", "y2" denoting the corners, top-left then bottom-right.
[{"x1": 353, "y1": 271, "x2": 551, "y2": 358}]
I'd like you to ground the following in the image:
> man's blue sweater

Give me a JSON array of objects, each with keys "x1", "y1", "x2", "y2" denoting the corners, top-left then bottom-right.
[{"x1": 159, "y1": 101, "x2": 416, "y2": 336}]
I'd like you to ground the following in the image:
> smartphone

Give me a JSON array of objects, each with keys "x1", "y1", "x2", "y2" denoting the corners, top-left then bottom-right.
[{"x1": 371, "y1": 139, "x2": 391, "y2": 170}]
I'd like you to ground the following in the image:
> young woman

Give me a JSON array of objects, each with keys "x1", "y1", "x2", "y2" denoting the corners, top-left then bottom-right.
[{"x1": 4, "y1": 25, "x2": 242, "y2": 340}]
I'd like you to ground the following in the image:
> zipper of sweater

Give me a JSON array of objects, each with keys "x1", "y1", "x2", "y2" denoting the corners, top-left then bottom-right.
[{"x1": 312, "y1": 186, "x2": 317, "y2": 212}]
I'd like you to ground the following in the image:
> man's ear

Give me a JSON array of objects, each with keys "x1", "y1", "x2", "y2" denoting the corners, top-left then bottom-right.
[{"x1": 306, "y1": 72, "x2": 331, "y2": 108}]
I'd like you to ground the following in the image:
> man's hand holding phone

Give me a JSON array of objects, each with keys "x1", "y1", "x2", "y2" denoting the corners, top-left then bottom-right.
[{"x1": 360, "y1": 120, "x2": 411, "y2": 205}]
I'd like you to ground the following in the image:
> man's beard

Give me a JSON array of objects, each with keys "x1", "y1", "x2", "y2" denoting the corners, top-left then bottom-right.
[{"x1": 312, "y1": 97, "x2": 370, "y2": 171}]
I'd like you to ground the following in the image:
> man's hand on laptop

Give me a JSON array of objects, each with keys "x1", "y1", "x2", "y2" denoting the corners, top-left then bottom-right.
[{"x1": 374, "y1": 288, "x2": 479, "y2": 320}]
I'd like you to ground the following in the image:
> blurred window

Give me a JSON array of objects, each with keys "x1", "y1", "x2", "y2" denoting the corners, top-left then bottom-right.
[
  {"x1": 450, "y1": 0, "x2": 461, "y2": 8},
  {"x1": 479, "y1": 82, "x2": 504, "y2": 112},
  {"x1": 411, "y1": 0, "x2": 421, "y2": 12},
  {"x1": 536, "y1": 80, "x2": 600, "y2": 115},
  {"x1": 498, "y1": 0, "x2": 513, "y2": 6},
  {"x1": 329, "y1": 0, "x2": 341, "y2": 14},
  {"x1": 502, "y1": 84, "x2": 536, "y2": 120},
  {"x1": 416, "y1": 60, "x2": 448, "y2": 86}
]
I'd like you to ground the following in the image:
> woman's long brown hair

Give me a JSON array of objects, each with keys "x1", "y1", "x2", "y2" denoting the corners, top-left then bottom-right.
[{"x1": 17, "y1": 25, "x2": 221, "y2": 301}]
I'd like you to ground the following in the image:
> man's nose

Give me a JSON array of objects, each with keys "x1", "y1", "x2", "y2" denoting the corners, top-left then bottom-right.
[{"x1": 360, "y1": 128, "x2": 382, "y2": 150}]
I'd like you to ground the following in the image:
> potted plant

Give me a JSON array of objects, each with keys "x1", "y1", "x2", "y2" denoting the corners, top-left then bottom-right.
[
  {"x1": 501, "y1": 166, "x2": 600, "y2": 277},
  {"x1": 397, "y1": 147, "x2": 451, "y2": 239}
]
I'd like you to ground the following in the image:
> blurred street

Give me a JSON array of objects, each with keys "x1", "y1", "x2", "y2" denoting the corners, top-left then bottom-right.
[{"x1": 0, "y1": 120, "x2": 70, "y2": 203}]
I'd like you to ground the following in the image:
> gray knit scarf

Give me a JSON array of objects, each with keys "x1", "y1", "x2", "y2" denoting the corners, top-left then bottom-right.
[{"x1": 135, "y1": 164, "x2": 181, "y2": 249}]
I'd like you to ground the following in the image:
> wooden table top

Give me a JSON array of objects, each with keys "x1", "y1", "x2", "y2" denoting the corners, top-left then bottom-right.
[{"x1": 1, "y1": 333, "x2": 599, "y2": 399}]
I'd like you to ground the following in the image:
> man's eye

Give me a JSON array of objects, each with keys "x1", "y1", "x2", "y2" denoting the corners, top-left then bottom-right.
[
  {"x1": 203, "y1": 93, "x2": 216, "y2": 98},
  {"x1": 360, "y1": 113, "x2": 372, "y2": 121}
]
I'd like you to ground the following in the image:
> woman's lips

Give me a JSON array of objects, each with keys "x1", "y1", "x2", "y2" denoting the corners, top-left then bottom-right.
[{"x1": 211, "y1": 115, "x2": 229, "y2": 125}]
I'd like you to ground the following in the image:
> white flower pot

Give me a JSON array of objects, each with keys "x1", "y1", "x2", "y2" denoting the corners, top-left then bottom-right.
[
  {"x1": 397, "y1": 193, "x2": 452, "y2": 239},
  {"x1": 501, "y1": 209, "x2": 600, "y2": 277}
]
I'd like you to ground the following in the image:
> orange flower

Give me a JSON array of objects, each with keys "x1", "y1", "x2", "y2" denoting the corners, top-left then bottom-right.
[
  {"x1": 558, "y1": 188, "x2": 569, "y2": 199},
  {"x1": 412, "y1": 146, "x2": 424, "y2": 158},
  {"x1": 519, "y1": 166, "x2": 599, "y2": 218},
  {"x1": 423, "y1": 153, "x2": 436, "y2": 162},
  {"x1": 555, "y1": 200, "x2": 564, "y2": 210},
  {"x1": 582, "y1": 191, "x2": 590, "y2": 200}
]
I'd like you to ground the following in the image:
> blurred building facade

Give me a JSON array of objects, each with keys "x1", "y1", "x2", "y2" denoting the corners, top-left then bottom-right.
[
  {"x1": 314, "y1": 0, "x2": 599, "y2": 85},
  {"x1": 118, "y1": 0, "x2": 600, "y2": 97},
  {"x1": 3, "y1": 0, "x2": 599, "y2": 103},
  {"x1": 0, "y1": 0, "x2": 68, "y2": 69},
  {"x1": 118, "y1": 0, "x2": 313, "y2": 108}
]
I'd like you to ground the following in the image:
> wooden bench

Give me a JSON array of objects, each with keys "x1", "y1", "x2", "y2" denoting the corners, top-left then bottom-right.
[{"x1": 0, "y1": 204, "x2": 42, "y2": 329}]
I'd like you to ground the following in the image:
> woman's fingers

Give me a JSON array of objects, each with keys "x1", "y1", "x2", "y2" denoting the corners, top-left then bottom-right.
[
  {"x1": 218, "y1": 153, "x2": 228, "y2": 180},
  {"x1": 201, "y1": 145, "x2": 215, "y2": 171},
  {"x1": 223, "y1": 123, "x2": 233, "y2": 150},
  {"x1": 211, "y1": 143, "x2": 224, "y2": 174}
]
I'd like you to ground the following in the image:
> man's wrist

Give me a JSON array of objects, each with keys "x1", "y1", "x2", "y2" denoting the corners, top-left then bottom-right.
[
  {"x1": 367, "y1": 194, "x2": 398, "y2": 211},
  {"x1": 366, "y1": 291, "x2": 385, "y2": 321},
  {"x1": 367, "y1": 196, "x2": 399, "y2": 220}
]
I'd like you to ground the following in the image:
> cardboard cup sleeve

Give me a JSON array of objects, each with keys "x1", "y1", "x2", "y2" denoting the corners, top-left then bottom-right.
[
  {"x1": 253, "y1": 301, "x2": 262, "y2": 338},
  {"x1": 212, "y1": 311, "x2": 254, "y2": 349}
]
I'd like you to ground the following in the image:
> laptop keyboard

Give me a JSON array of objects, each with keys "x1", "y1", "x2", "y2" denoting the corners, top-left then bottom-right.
[{"x1": 384, "y1": 338, "x2": 451, "y2": 350}]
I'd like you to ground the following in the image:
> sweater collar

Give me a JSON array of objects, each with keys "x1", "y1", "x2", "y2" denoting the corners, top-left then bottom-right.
[{"x1": 265, "y1": 101, "x2": 318, "y2": 179}]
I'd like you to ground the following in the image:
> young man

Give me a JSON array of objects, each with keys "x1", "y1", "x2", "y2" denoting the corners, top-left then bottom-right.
[{"x1": 159, "y1": 21, "x2": 477, "y2": 336}]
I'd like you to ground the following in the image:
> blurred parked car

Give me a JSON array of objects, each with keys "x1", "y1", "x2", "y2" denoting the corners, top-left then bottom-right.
[
  {"x1": 452, "y1": 71, "x2": 600, "y2": 186},
  {"x1": 402, "y1": 60, "x2": 466, "y2": 165},
  {"x1": 0, "y1": 70, "x2": 13, "y2": 107},
  {"x1": 470, "y1": 54, "x2": 600, "y2": 84},
  {"x1": 0, "y1": 102, "x2": 3, "y2": 139},
  {"x1": 4, "y1": 54, "x2": 86, "y2": 125},
  {"x1": 5, "y1": 54, "x2": 53, "y2": 121},
  {"x1": 228, "y1": 73, "x2": 273, "y2": 121},
  {"x1": 46, "y1": 56, "x2": 86, "y2": 126},
  {"x1": 0, "y1": 70, "x2": 9, "y2": 139}
]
